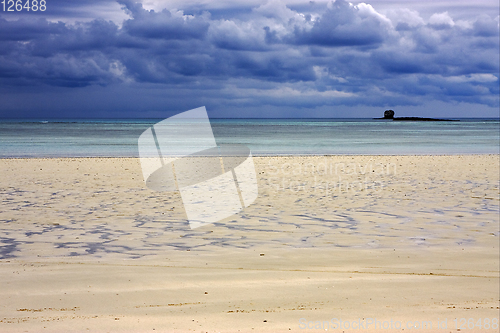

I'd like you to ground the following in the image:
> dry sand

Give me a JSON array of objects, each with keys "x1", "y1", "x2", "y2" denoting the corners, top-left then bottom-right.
[{"x1": 0, "y1": 155, "x2": 498, "y2": 332}]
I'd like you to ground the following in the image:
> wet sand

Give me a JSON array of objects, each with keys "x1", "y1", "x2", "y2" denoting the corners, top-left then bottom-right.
[{"x1": 0, "y1": 155, "x2": 498, "y2": 332}]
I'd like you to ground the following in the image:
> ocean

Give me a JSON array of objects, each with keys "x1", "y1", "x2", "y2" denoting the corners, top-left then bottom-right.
[{"x1": 0, "y1": 118, "x2": 498, "y2": 157}]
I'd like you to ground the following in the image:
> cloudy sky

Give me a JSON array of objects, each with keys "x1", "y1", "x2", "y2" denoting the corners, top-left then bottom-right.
[{"x1": 0, "y1": 0, "x2": 498, "y2": 118}]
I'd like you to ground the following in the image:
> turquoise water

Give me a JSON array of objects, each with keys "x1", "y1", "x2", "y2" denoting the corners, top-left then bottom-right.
[{"x1": 0, "y1": 118, "x2": 498, "y2": 157}]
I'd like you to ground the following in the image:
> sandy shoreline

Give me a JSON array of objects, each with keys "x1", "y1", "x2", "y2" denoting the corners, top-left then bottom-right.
[{"x1": 0, "y1": 155, "x2": 498, "y2": 332}]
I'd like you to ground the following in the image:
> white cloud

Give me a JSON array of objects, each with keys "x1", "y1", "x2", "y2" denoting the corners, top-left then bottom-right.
[
  {"x1": 109, "y1": 61, "x2": 133, "y2": 83},
  {"x1": 261, "y1": 86, "x2": 354, "y2": 98},
  {"x1": 355, "y1": 2, "x2": 392, "y2": 26},
  {"x1": 386, "y1": 8, "x2": 425, "y2": 29},
  {"x1": 222, "y1": 82, "x2": 355, "y2": 101},
  {"x1": 429, "y1": 11, "x2": 455, "y2": 27},
  {"x1": 313, "y1": 66, "x2": 348, "y2": 82},
  {"x1": 253, "y1": 0, "x2": 299, "y2": 21},
  {"x1": 444, "y1": 74, "x2": 498, "y2": 83}
]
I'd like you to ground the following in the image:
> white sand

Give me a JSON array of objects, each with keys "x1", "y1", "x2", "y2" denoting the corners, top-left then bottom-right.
[{"x1": 0, "y1": 155, "x2": 498, "y2": 332}]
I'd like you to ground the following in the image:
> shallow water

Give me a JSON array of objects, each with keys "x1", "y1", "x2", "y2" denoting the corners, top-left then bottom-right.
[{"x1": 0, "y1": 118, "x2": 498, "y2": 157}]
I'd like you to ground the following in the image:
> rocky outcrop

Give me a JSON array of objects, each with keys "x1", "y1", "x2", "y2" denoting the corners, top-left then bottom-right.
[
  {"x1": 375, "y1": 110, "x2": 459, "y2": 121},
  {"x1": 384, "y1": 110, "x2": 395, "y2": 119},
  {"x1": 393, "y1": 117, "x2": 458, "y2": 121}
]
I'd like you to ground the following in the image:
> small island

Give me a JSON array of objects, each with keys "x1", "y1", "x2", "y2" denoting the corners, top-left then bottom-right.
[{"x1": 375, "y1": 110, "x2": 459, "y2": 121}]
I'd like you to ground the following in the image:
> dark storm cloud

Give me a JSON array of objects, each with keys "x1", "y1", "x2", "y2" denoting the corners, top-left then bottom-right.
[
  {"x1": 0, "y1": 0, "x2": 498, "y2": 117},
  {"x1": 0, "y1": 17, "x2": 120, "y2": 87}
]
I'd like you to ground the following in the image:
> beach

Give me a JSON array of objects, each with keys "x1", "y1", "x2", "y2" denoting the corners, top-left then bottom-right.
[{"x1": 0, "y1": 155, "x2": 498, "y2": 332}]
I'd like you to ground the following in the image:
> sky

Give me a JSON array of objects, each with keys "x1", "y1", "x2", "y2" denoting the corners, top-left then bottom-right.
[{"x1": 0, "y1": 0, "x2": 498, "y2": 118}]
